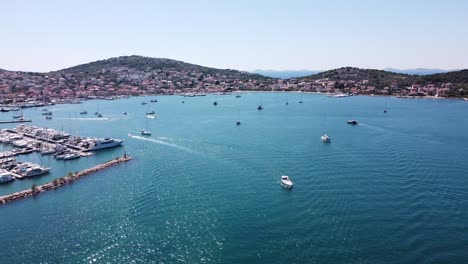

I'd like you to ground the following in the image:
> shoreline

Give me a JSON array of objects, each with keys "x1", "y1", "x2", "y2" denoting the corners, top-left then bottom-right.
[
  {"x1": 238, "y1": 90, "x2": 467, "y2": 101},
  {"x1": 0, "y1": 156, "x2": 132, "y2": 206}
]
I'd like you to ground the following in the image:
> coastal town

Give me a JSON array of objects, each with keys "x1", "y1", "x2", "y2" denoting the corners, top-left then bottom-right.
[{"x1": 0, "y1": 57, "x2": 467, "y2": 106}]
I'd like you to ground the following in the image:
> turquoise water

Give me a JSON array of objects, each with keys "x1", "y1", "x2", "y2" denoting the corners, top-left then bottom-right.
[{"x1": 1, "y1": 93, "x2": 467, "y2": 263}]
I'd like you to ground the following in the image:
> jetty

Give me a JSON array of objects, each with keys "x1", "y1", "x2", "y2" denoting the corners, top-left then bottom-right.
[
  {"x1": 0, "y1": 155, "x2": 132, "y2": 205},
  {"x1": 0, "y1": 120, "x2": 32, "y2": 124}
]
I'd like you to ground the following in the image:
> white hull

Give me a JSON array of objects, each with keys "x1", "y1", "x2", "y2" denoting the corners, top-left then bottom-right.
[
  {"x1": 281, "y1": 176, "x2": 294, "y2": 189},
  {"x1": 88, "y1": 140, "x2": 123, "y2": 151}
]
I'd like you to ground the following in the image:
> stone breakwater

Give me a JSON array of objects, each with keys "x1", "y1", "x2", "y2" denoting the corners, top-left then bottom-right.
[{"x1": 0, "y1": 156, "x2": 132, "y2": 205}]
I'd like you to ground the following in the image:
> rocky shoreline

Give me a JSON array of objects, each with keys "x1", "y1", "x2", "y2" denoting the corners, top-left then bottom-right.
[{"x1": 0, "y1": 156, "x2": 132, "y2": 205}]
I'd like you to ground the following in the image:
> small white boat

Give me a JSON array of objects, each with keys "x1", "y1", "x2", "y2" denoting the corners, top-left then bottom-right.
[
  {"x1": 281, "y1": 175, "x2": 294, "y2": 189},
  {"x1": 40, "y1": 148, "x2": 56, "y2": 155},
  {"x1": 13, "y1": 140, "x2": 28, "y2": 148},
  {"x1": 63, "y1": 153, "x2": 81, "y2": 160},
  {"x1": 321, "y1": 134, "x2": 331, "y2": 142}
]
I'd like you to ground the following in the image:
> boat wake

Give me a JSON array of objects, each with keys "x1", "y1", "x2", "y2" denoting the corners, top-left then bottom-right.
[
  {"x1": 128, "y1": 134, "x2": 194, "y2": 154},
  {"x1": 55, "y1": 117, "x2": 110, "y2": 121}
]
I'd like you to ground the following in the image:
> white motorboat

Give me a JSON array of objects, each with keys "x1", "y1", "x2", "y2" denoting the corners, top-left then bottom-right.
[
  {"x1": 13, "y1": 140, "x2": 28, "y2": 148},
  {"x1": 281, "y1": 175, "x2": 294, "y2": 189},
  {"x1": 0, "y1": 171, "x2": 15, "y2": 184},
  {"x1": 23, "y1": 166, "x2": 51, "y2": 177},
  {"x1": 63, "y1": 153, "x2": 81, "y2": 160},
  {"x1": 321, "y1": 134, "x2": 331, "y2": 142},
  {"x1": 87, "y1": 138, "x2": 124, "y2": 151},
  {"x1": 40, "y1": 148, "x2": 56, "y2": 155}
]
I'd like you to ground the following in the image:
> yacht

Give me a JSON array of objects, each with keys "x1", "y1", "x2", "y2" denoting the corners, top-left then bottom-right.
[
  {"x1": 97, "y1": 113, "x2": 102, "y2": 118},
  {"x1": 123, "y1": 112, "x2": 127, "y2": 115},
  {"x1": 23, "y1": 166, "x2": 51, "y2": 177},
  {"x1": 141, "y1": 129, "x2": 151, "y2": 136},
  {"x1": 80, "y1": 110, "x2": 88, "y2": 114},
  {"x1": 328, "y1": 93, "x2": 349, "y2": 98},
  {"x1": 45, "y1": 116, "x2": 52, "y2": 120},
  {"x1": 63, "y1": 153, "x2": 81, "y2": 160},
  {"x1": 150, "y1": 99, "x2": 158, "y2": 102},
  {"x1": 0, "y1": 108, "x2": 10, "y2": 112},
  {"x1": 347, "y1": 120, "x2": 358, "y2": 125},
  {"x1": 13, "y1": 114, "x2": 23, "y2": 119},
  {"x1": 257, "y1": 105, "x2": 263, "y2": 110},
  {"x1": 42, "y1": 111, "x2": 52, "y2": 116},
  {"x1": 146, "y1": 110, "x2": 155, "y2": 115},
  {"x1": 40, "y1": 148, "x2": 56, "y2": 155},
  {"x1": 0, "y1": 171, "x2": 15, "y2": 184},
  {"x1": 12, "y1": 140, "x2": 28, "y2": 148},
  {"x1": 321, "y1": 134, "x2": 331, "y2": 143},
  {"x1": 281, "y1": 175, "x2": 294, "y2": 189},
  {"x1": 236, "y1": 94, "x2": 241, "y2": 98},
  {"x1": 141, "y1": 101, "x2": 147, "y2": 105},
  {"x1": 87, "y1": 138, "x2": 124, "y2": 151}
]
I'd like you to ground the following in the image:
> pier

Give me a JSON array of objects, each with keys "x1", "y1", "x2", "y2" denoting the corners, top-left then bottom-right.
[
  {"x1": 0, "y1": 155, "x2": 132, "y2": 205},
  {"x1": 0, "y1": 120, "x2": 32, "y2": 124}
]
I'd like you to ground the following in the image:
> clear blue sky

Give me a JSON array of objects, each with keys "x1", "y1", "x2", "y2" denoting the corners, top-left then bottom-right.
[{"x1": 1, "y1": 0, "x2": 467, "y2": 72}]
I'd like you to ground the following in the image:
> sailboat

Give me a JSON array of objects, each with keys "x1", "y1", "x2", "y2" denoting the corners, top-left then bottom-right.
[
  {"x1": 94, "y1": 104, "x2": 100, "y2": 116},
  {"x1": 298, "y1": 91, "x2": 303, "y2": 103},
  {"x1": 141, "y1": 115, "x2": 151, "y2": 136},
  {"x1": 146, "y1": 103, "x2": 155, "y2": 115},
  {"x1": 13, "y1": 108, "x2": 24, "y2": 119},
  {"x1": 80, "y1": 104, "x2": 87, "y2": 115},
  {"x1": 384, "y1": 97, "x2": 388, "y2": 113},
  {"x1": 321, "y1": 101, "x2": 331, "y2": 143}
]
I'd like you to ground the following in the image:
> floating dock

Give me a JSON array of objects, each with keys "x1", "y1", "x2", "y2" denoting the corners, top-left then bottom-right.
[{"x1": 0, "y1": 155, "x2": 132, "y2": 205}]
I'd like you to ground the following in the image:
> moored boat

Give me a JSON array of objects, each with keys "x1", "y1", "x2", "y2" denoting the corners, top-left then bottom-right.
[
  {"x1": 63, "y1": 153, "x2": 81, "y2": 160},
  {"x1": 141, "y1": 129, "x2": 151, "y2": 136}
]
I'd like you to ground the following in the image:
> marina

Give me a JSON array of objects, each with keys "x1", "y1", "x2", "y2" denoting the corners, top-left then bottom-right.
[
  {"x1": 0, "y1": 125, "x2": 125, "y2": 185},
  {"x1": 0, "y1": 155, "x2": 132, "y2": 205}
]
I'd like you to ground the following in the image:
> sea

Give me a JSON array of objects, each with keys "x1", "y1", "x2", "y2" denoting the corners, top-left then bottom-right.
[{"x1": 1, "y1": 93, "x2": 467, "y2": 263}]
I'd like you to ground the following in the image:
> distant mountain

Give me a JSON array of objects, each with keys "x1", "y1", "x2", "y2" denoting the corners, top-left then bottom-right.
[
  {"x1": 251, "y1": 70, "x2": 321, "y2": 79},
  {"x1": 384, "y1": 68, "x2": 454, "y2": 75}
]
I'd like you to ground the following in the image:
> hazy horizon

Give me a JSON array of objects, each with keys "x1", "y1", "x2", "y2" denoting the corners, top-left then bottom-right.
[{"x1": 1, "y1": 0, "x2": 468, "y2": 72}]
